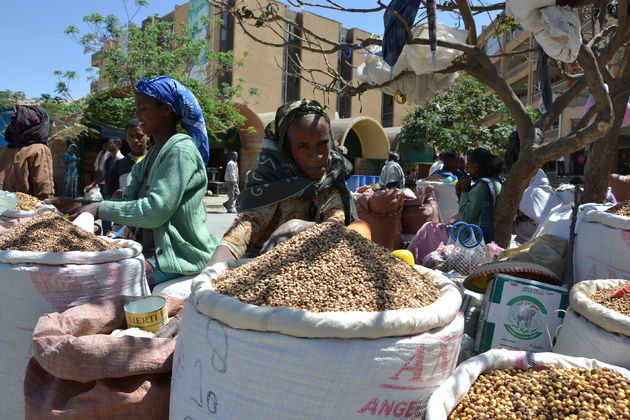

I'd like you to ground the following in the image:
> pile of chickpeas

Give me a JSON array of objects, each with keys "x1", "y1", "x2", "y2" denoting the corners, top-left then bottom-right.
[{"x1": 449, "y1": 367, "x2": 629, "y2": 419}]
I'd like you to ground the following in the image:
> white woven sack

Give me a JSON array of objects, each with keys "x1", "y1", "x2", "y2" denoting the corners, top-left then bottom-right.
[
  {"x1": 152, "y1": 275, "x2": 195, "y2": 298},
  {"x1": 533, "y1": 203, "x2": 610, "y2": 241},
  {"x1": 554, "y1": 308, "x2": 630, "y2": 369},
  {"x1": 417, "y1": 181, "x2": 458, "y2": 224},
  {"x1": 170, "y1": 264, "x2": 463, "y2": 419},
  {"x1": 425, "y1": 349, "x2": 630, "y2": 420},
  {"x1": 554, "y1": 280, "x2": 630, "y2": 367},
  {"x1": 574, "y1": 209, "x2": 630, "y2": 282},
  {"x1": 0, "y1": 238, "x2": 149, "y2": 420}
]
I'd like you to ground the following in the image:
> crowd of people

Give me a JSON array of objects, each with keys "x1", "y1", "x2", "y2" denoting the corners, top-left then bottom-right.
[{"x1": 0, "y1": 74, "x2": 608, "y2": 290}]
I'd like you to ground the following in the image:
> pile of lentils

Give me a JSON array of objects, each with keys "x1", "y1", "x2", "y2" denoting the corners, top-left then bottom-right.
[
  {"x1": 590, "y1": 282, "x2": 630, "y2": 317},
  {"x1": 213, "y1": 221, "x2": 440, "y2": 312},
  {"x1": 13, "y1": 192, "x2": 40, "y2": 211},
  {"x1": 449, "y1": 367, "x2": 630, "y2": 419},
  {"x1": 0, "y1": 213, "x2": 118, "y2": 252},
  {"x1": 605, "y1": 200, "x2": 630, "y2": 217}
]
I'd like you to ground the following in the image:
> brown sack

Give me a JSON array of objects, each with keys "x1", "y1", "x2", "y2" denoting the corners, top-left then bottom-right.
[
  {"x1": 355, "y1": 188, "x2": 405, "y2": 215},
  {"x1": 25, "y1": 295, "x2": 186, "y2": 420},
  {"x1": 401, "y1": 188, "x2": 439, "y2": 235},
  {"x1": 357, "y1": 209, "x2": 402, "y2": 250},
  {"x1": 609, "y1": 174, "x2": 630, "y2": 202}
]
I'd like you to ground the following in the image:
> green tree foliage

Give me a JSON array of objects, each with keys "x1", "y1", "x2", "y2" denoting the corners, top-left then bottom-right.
[
  {"x1": 63, "y1": 0, "x2": 251, "y2": 140},
  {"x1": 400, "y1": 75, "x2": 516, "y2": 156}
]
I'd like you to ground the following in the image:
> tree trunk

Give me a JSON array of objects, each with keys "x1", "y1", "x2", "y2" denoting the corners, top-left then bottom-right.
[
  {"x1": 493, "y1": 155, "x2": 541, "y2": 248},
  {"x1": 583, "y1": 46, "x2": 630, "y2": 202}
]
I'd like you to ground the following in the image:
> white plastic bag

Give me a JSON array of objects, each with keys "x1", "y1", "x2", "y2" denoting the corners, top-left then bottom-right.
[
  {"x1": 170, "y1": 263, "x2": 464, "y2": 419},
  {"x1": 85, "y1": 184, "x2": 104, "y2": 201},
  {"x1": 0, "y1": 190, "x2": 18, "y2": 214}
]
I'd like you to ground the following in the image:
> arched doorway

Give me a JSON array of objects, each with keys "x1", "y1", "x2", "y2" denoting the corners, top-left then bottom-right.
[{"x1": 330, "y1": 117, "x2": 389, "y2": 174}]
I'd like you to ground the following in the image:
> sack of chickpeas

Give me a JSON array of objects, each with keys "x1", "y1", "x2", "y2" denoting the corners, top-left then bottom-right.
[
  {"x1": 0, "y1": 214, "x2": 148, "y2": 420},
  {"x1": 553, "y1": 279, "x2": 630, "y2": 369},
  {"x1": 170, "y1": 222, "x2": 464, "y2": 420},
  {"x1": 426, "y1": 349, "x2": 630, "y2": 420}
]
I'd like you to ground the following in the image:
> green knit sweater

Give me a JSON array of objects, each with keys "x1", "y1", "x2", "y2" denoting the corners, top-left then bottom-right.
[{"x1": 99, "y1": 133, "x2": 217, "y2": 275}]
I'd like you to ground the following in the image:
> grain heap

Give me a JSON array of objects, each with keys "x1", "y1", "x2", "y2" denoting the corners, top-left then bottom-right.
[
  {"x1": 0, "y1": 213, "x2": 118, "y2": 252},
  {"x1": 449, "y1": 367, "x2": 630, "y2": 419},
  {"x1": 13, "y1": 192, "x2": 39, "y2": 211},
  {"x1": 605, "y1": 200, "x2": 630, "y2": 217},
  {"x1": 590, "y1": 283, "x2": 630, "y2": 317},
  {"x1": 213, "y1": 221, "x2": 440, "y2": 312}
]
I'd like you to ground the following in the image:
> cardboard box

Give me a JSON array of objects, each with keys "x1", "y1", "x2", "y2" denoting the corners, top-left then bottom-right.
[{"x1": 475, "y1": 274, "x2": 569, "y2": 353}]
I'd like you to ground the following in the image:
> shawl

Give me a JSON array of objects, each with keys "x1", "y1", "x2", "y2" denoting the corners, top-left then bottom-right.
[{"x1": 5, "y1": 106, "x2": 50, "y2": 149}]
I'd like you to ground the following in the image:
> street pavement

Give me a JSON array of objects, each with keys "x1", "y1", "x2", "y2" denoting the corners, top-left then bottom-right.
[{"x1": 204, "y1": 193, "x2": 236, "y2": 238}]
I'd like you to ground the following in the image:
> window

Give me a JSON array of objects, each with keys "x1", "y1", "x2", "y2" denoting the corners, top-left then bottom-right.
[
  {"x1": 381, "y1": 93, "x2": 394, "y2": 128},
  {"x1": 485, "y1": 34, "x2": 501, "y2": 55},
  {"x1": 282, "y1": 21, "x2": 302, "y2": 103},
  {"x1": 506, "y1": 27, "x2": 523, "y2": 42},
  {"x1": 217, "y1": 4, "x2": 235, "y2": 92}
]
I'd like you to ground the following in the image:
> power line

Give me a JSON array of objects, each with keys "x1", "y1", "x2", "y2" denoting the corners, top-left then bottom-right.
[{"x1": 0, "y1": 18, "x2": 66, "y2": 37}]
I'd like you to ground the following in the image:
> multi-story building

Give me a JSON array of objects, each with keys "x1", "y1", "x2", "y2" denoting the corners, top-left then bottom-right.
[
  {"x1": 91, "y1": 0, "x2": 416, "y2": 178},
  {"x1": 479, "y1": 18, "x2": 630, "y2": 176}
]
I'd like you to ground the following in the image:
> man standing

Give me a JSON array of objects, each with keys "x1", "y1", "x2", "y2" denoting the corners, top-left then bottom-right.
[
  {"x1": 379, "y1": 151, "x2": 405, "y2": 189},
  {"x1": 223, "y1": 151, "x2": 240, "y2": 213}
]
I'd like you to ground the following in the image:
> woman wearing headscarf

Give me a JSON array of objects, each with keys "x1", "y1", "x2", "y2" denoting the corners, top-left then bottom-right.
[
  {"x1": 63, "y1": 144, "x2": 80, "y2": 198},
  {"x1": 66, "y1": 76, "x2": 218, "y2": 287},
  {"x1": 208, "y1": 99, "x2": 357, "y2": 264},
  {"x1": 0, "y1": 105, "x2": 54, "y2": 199}
]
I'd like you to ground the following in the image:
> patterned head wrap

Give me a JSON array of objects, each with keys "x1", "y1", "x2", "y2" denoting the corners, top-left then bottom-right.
[
  {"x1": 4, "y1": 106, "x2": 50, "y2": 149},
  {"x1": 266, "y1": 99, "x2": 332, "y2": 150},
  {"x1": 134, "y1": 76, "x2": 209, "y2": 165}
]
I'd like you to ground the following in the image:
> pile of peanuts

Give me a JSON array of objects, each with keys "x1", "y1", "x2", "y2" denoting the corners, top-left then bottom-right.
[
  {"x1": 449, "y1": 367, "x2": 630, "y2": 419},
  {"x1": 0, "y1": 213, "x2": 118, "y2": 252},
  {"x1": 213, "y1": 221, "x2": 440, "y2": 312},
  {"x1": 13, "y1": 192, "x2": 40, "y2": 211},
  {"x1": 590, "y1": 282, "x2": 630, "y2": 317}
]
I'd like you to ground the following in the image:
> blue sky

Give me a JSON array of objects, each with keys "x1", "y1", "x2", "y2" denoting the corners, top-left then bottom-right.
[{"x1": 0, "y1": 1, "x2": 497, "y2": 100}]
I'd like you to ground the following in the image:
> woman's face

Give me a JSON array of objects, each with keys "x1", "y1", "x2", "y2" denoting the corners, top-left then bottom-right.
[
  {"x1": 135, "y1": 93, "x2": 170, "y2": 136},
  {"x1": 466, "y1": 159, "x2": 480, "y2": 180},
  {"x1": 126, "y1": 126, "x2": 149, "y2": 155},
  {"x1": 286, "y1": 115, "x2": 330, "y2": 180}
]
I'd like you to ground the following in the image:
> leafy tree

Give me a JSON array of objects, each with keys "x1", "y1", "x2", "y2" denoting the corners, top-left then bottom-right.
[
  {"x1": 399, "y1": 75, "x2": 514, "y2": 156},
  {"x1": 62, "y1": 0, "x2": 252, "y2": 141}
]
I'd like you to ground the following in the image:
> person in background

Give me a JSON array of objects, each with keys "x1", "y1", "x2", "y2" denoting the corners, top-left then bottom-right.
[
  {"x1": 0, "y1": 106, "x2": 54, "y2": 200},
  {"x1": 84, "y1": 138, "x2": 124, "y2": 196},
  {"x1": 557, "y1": 155, "x2": 566, "y2": 177},
  {"x1": 93, "y1": 140, "x2": 111, "y2": 190},
  {"x1": 378, "y1": 151, "x2": 405, "y2": 189},
  {"x1": 504, "y1": 129, "x2": 561, "y2": 244},
  {"x1": 428, "y1": 151, "x2": 446, "y2": 176},
  {"x1": 63, "y1": 76, "x2": 218, "y2": 288},
  {"x1": 106, "y1": 119, "x2": 149, "y2": 199},
  {"x1": 208, "y1": 99, "x2": 357, "y2": 264},
  {"x1": 223, "y1": 151, "x2": 240, "y2": 213},
  {"x1": 432, "y1": 150, "x2": 464, "y2": 181},
  {"x1": 63, "y1": 144, "x2": 80, "y2": 198}
]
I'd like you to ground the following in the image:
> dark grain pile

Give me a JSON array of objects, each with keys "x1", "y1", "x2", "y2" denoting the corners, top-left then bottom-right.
[
  {"x1": 213, "y1": 221, "x2": 440, "y2": 312},
  {"x1": 0, "y1": 213, "x2": 118, "y2": 252},
  {"x1": 605, "y1": 201, "x2": 630, "y2": 217}
]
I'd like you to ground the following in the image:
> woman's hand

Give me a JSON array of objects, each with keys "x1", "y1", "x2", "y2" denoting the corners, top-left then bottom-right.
[
  {"x1": 68, "y1": 202, "x2": 100, "y2": 221},
  {"x1": 459, "y1": 175, "x2": 472, "y2": 194},
  {"x1": 84, "y1": 182, "x2": 96, "y2": 193},
  {"x1": 44, "y1": 197, "x2": 82, "y2": 214},
  {"x1": 112, "y1": 189, "x2": 124, "y2": 199},
  {"x1": 261, "y1": 219, "x2": 316, "y2": 254}
]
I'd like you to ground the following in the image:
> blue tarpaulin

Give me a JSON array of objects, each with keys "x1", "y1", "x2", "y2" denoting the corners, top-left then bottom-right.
[
  {"x1": 382, "y1": 0, "x2": 421, "y2": 66},
  {"x1": 0, "y1": 108, "x2": 14, "y2": 148}
]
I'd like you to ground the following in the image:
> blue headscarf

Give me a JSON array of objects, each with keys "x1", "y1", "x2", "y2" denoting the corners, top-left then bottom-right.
[{"x1": 134, "y1": 76, "x2": 209, "y2": 165}]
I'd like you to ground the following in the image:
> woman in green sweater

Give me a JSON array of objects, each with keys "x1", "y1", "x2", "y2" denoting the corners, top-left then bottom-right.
[{"x1": 71, "y1": 76, "x2": 218, "y2": 287}]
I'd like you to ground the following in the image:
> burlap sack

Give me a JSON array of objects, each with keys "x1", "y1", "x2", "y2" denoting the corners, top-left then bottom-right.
[
  {"x1": 609, "y1": 174, "x2": 630, "y2": 202},
  {"x1": 401, "y1": 191, "x2": 439, "y2": 235},
  {"x1": 25, "y1": 295, "x2": 186, "y2": 420}
]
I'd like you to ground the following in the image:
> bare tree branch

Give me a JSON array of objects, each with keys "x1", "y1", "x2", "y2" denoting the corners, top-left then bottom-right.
[{"x1": 455, "y1": 0, "x2": 477, "y2": 45}]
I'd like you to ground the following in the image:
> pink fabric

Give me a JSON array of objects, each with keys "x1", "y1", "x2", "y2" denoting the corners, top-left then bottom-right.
[
  {"x1": 407, "y1": 221, "x2": 450, "y2": 265},
  {"x1": 582, "y1": 87, "x2": 630, "y2": 127}
]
